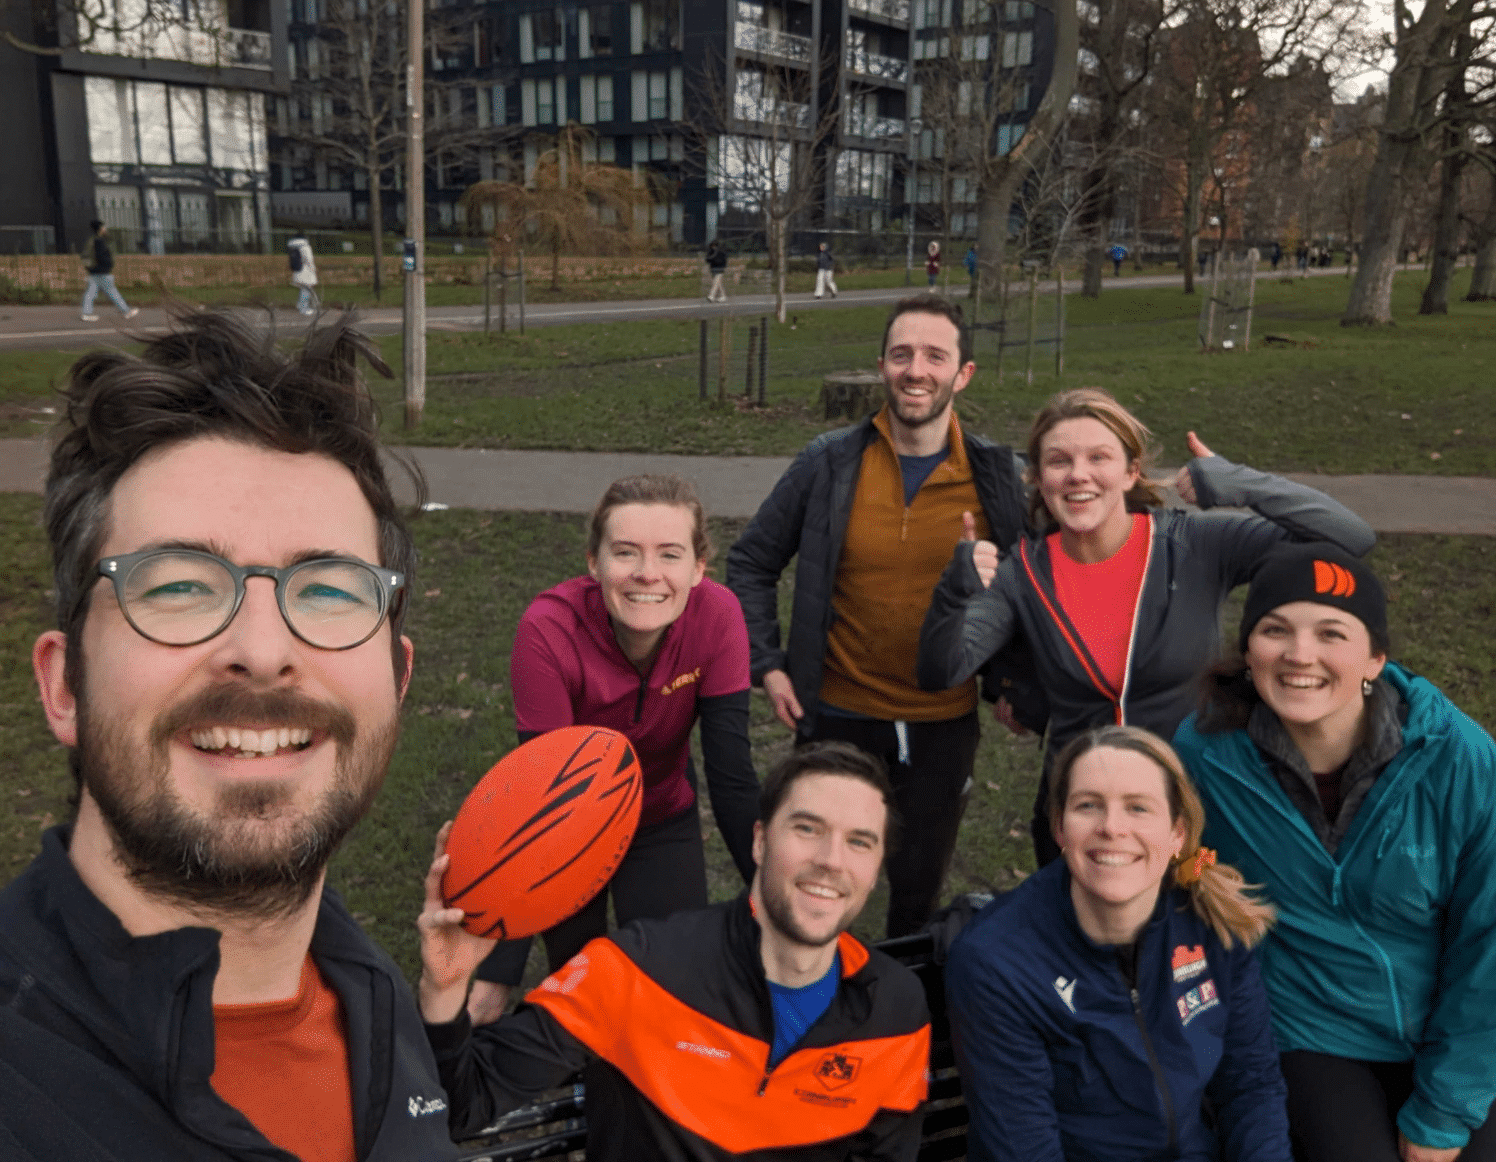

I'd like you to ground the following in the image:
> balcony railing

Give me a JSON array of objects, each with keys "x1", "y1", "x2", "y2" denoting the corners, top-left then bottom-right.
[
  {"x1": 848, "y1": 0, "x2": 910, "y2": 22},
  {"x1": 228, "y1": 28, "x2": 273, "y2": 69},
  {"x1": 844, "y1": 47, "x2": 908, "y2": 82},
  {"x1": 734, "y1": 22, "x2": 813, "y2": 63},
  {"x1": 735, "y1": 96, "x2": 811, "y2": 129},
  {"x1": 846, "y1": 113, "x2": 906, "y2": 140}
]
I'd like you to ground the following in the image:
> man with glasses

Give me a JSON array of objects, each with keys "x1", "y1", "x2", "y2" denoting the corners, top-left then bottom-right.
[{"x1": 0, "y1": 310, "x2": 459, "y2": 1160}]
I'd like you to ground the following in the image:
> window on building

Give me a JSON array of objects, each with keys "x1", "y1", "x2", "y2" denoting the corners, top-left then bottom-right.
[
  {"x1": 1004, "y1": 1, "x2": 1034, "y2": 18},
  {"x1": 648, "y1": 70, "x2": 667, "y2": 119},
  {"x1": 1001, "y1": 29, "x2": 1032, "y2": 66},
  {"x1": 580, "y1": 4, "x2": 611, "y2": 56},
  {"x1": 169, "y1": 86, "x2": 207, "y2": 164},
  {"x1": 996, "y1": 121, "x2": 1025, "y2": 154},
  {"x1": 534, "y1": 9, "x2": 562, "y2": 59},
  {"x1": 641, "y1": 0, "x2": 679, "y2": 50},
  {"x1": 537, "y1": 78, "x2": 555, "y2": 123}
]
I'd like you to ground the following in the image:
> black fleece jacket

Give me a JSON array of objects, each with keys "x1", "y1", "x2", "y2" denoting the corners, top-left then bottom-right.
[
  {"x1": 726, "y1": 413, "x2": 1029, "y2": 735},
  {"x1": 0, "y1": 827, "x2": 458, "y2": 1162}
]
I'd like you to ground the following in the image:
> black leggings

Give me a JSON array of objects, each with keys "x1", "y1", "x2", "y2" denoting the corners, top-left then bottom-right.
[
  {"x1": 474, "y1": 800, "x2": 709, "y2": 987},
  {"x1": 1280, "y1": 1051, "x2": 1496, "y2": 1162},
  {"x1": 800, "y1": 710, "x2": 980, "y2": 938}
]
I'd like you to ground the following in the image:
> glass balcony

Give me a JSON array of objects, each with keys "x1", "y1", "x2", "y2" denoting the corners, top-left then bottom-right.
[
  {"x1": 848, "y1": 0, "x2": 910, "y2": 22},
  {"x1": 733, "y1": 21, "x2": 813, "y2": 63},
  {"x1": 843, "y1": 47, "x2": 908, "y2": 83},
  {"x1": 846, "y1": 113, "x2": 906, "y2": 140},
  {"x1": 228, "y1": 28, "x2": 273, "y2": 69}
]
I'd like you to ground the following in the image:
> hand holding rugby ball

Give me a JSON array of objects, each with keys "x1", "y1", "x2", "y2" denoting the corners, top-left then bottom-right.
[{"x1": 440, "y1": 725, "x2": 643, "y2": 940}]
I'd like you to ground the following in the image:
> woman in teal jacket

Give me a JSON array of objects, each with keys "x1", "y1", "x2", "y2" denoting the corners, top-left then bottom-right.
[{"x1": 1173, "y1": 544, "x2": 1496, "y2": 1162}]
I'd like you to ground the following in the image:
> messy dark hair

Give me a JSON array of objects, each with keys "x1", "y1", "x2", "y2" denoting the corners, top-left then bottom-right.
[
  {"x1": 758, "y1": 740, "x2": 901, "y2": 857},
  {"x1": 44, "y1": 307, "x2": 425, "y2": 701},
  {"x1": 880, "y1": 293, "x2": 972, "y2": 366}
]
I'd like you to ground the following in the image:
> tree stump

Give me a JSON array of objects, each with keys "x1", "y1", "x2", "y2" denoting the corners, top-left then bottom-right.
[{"x1": 821, "y1": 371, "x2": 882, "y2": 420}]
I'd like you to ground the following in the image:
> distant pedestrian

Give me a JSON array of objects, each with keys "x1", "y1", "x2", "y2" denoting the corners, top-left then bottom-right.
[
  {"x1": 815, "y1": 241, "x2": 838, "y2": 299},
  {"x1": 1197, "y1": 248, "x2": 1209, "y2": 277},
  {"x1": 705, "y1": 240, "x2": 728, "y2": 303},
  {"x1": 78, "y1": 220, "x2": 137, "y2": 323},
  {"x1": 964, "y1": 244, "x2": 979, "y2": 296},
  {"x1": 1296, "y1": 244, "x2": 1309, "y2": 272},
  {"x1": 1270, "y1": 241, "x2": 1282, "y2": 270},
  {"x1": 1108, "y1": 242, "x2": 1127, "y2": 276},
  {"x1": 287, "y1": 232, "x2": 319, "y2": 315},
  {"x1": 926, "y1": 240, "x2": 941, "y2": 287}
]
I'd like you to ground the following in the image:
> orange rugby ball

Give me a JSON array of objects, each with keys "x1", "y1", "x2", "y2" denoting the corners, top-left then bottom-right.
[{"x1": 442, "y1": 726, "x2": 643, "y2": 939}]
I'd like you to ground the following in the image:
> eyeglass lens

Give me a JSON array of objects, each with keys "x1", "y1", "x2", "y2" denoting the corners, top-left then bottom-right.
[{"x1": 121, "y1": 552, "x2": 388, "y2": 649}]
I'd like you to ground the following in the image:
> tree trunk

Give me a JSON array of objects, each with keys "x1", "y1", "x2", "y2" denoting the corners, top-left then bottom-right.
[
  {"x1": 1180, "y1": 163, "x2": 1204, "y2": 296},
  {"x1": 1466, "y1": 184, "x2": 1496, "y2": 299},
  {"x1": 772, "y1": 216, "x2": 788, "y2": 324},
  {"x1": 551, "y1": 237, "x2": 562, "y2": 290},
  {"x1": 1076, "y1": 139, "x2": 1118, "y2": 298},
  {"x1": 977, "y1": 0, "x2": 1079, "y2": 302},
  {"x1": 1468, "y1": 232, "x2": 1496, "y2": 299},
  {"x1": 1418, "y1": 143, "x2": 1466, "y2": 314},
  {"x1": 1343, "y1": 0, "x2": 1470, "y2": 325},
  {"x1": 1418, "y1": 45, "x2": 1470, "y2": 316},
  {"x1": 369, "y1": 162, "x2": 384, "y2": 301}
]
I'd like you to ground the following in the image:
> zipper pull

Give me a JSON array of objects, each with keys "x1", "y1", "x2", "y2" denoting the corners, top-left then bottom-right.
[{"x1": 757, "y1": 1071, "x2": 770, "y2": 1096}]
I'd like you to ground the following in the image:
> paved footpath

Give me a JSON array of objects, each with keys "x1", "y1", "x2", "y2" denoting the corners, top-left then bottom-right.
[
  {"x1": 0, "y1": 262, "x2": 1387, "y2": 351},
  {"x1": 2, "y1": 437, "x2": 1492, "y2": 534}
]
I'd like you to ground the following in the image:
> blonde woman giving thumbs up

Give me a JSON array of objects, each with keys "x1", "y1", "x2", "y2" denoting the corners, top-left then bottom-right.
[{"x1": 917, "y1": 388, "x2": 1376, "y2": 866}]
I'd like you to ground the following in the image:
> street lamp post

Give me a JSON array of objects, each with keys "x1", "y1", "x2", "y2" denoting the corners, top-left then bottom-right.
[
  {"x1": 402, "y1": 0, "x2": 426, "y2": 429},
  {"x1": 905, "y1": 116, "x2": 921, "y2": 286}
]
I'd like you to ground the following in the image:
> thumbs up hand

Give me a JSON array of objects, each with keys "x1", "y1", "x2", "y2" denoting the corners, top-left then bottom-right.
[
  {"x1": 962, "y1": 510, "x2": 999, "y2": 589},
  {"x1": 1174, "y1": 431, "x2": 1216, "y2": 506}
]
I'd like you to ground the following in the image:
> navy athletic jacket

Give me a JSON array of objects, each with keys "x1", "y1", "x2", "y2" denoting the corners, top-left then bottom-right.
[{"x1": 945, "y1": 860, "x2": 1290, "y2": 1162}]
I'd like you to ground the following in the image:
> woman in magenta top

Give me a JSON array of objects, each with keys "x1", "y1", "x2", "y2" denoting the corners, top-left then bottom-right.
[{"x1": 467, "y1": 475, "x2": 759, "y2": 1023}]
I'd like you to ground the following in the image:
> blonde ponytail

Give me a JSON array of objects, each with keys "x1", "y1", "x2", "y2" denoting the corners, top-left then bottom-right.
[{"x1": 1051, "y1": 727, "x2": 1276, "y2": 950}]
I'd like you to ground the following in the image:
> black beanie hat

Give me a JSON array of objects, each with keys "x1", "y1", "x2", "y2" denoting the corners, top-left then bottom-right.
[{"x1": 1238, "y1": 543, "x2": 1387, "y2": 653}]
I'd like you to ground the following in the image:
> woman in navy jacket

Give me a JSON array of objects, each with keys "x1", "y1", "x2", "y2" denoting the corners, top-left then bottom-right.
[{"x1": 946, "y1": 725, "x2": 1289, "y2": 1162}]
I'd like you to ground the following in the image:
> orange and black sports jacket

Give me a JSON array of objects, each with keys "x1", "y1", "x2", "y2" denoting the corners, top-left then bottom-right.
[{"x1": 427, "y1": 896, "x2": 931, "y2": 1160}]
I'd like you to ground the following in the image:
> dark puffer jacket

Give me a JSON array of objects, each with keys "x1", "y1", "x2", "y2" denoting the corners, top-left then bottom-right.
[{"x1": 725, "y1": 413, "x2": 1029, "y2": 735}]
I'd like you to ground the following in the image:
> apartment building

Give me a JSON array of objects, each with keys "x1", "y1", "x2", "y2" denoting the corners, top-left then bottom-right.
[
  {"x1": 267, "y1": 0, "x2": 1049, "y2": 247},
  {"x1": 0, "y1": 0, "x2": 288, "y2": 253}
]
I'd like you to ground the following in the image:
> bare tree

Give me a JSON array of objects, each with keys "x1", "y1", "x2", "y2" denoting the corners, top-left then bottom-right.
[
  {"x1": 1074, "y1": 0, "x2": 1171, "y2": 296},
  {"x1": 1142, "y1": 0, "x2": 1368, "y2": 295},
  {"x1": 460, "y1": 122, "x2": 653, "y2": 290},
  {"x1": 1342, "y1": 0, "x2": 1486, "y2": 324},
  {"x1": 975, "y1": 0, "x2": 1081, "y2": 300},
  {"x1": 277, "y1": 0, "x2": 486, "y2": 299},
  {"x1": 1418, "y1": 22, "x2": 1495, "y2": 313},
  {"x1": 687, "y1": 40, "x2": 843, "y2": 323}
]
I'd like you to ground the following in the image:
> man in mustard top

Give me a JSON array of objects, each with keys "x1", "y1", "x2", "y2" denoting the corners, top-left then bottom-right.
[{"x1": 726, "y1": 294, "x2": 1031, "y2": 936}]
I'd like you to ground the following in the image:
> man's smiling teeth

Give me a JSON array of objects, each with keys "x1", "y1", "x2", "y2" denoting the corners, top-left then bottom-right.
[
  {"x1": 189, "y1": 726, "x2": 313, "y2": 756},
  {"x1": 798, "y1": 882, "x2": 842, "y2": 899}
]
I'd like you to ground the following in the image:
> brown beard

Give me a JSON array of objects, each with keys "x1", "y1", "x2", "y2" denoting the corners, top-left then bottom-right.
[
  {"x1": 75, "y1": 681, "x2": 398, "y2": 923},
  {"x1": 758, "y1": 850, "x2": 856, "y2": 950}
]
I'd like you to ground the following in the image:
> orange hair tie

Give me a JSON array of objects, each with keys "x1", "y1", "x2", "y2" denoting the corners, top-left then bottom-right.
[{"x1": 1174, "y1": 847, "x2": 1217, "y2": 887}]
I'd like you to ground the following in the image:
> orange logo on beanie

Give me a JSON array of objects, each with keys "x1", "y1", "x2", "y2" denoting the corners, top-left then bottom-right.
[{"x1": 1313, "y1": 560, "x2": 1356, "y2": 598}]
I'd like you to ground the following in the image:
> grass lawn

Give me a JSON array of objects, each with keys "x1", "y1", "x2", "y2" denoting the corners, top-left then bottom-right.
[
  {"x1": 6, "y1": 268, "x2": 1493, "y2": 472},
  {"x1": 2, "y1": 491, "x2": 1492, "y2": 984}
]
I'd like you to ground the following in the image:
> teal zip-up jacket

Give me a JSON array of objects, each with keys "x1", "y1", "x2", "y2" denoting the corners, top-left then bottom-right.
[{"x1": 1173, "y1": 664, "x2": 1496, "y2": 1152}]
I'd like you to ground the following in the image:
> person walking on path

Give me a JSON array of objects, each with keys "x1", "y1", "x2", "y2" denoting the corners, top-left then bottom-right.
[
  {"x1": 964, "y1": 245, "x2": 979, "y2": 296},
  {"x1": 1109, "y1": 242, "x2": 1128, "y2": 276},
  {"x1": 815, "y1": 241, "x2": 839, "y2": 299},
  {"x1": 78, "y1": 220, "x2": 137, "y2": 322},
  {"x1": 926, "y1": 241, "x2": 941, "y2": 287},
  {"x1": 705, "y1": 240, "x2": 729, "y2": 303},
  {"x1": 727, "y1": 294, "x2": 1035, "y2": 940},
  {"x1": 288, "y1": 232, "x2": 319, "y2": 315}
]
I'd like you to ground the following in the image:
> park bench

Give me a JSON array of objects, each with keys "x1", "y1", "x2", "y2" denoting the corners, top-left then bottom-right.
[{"x1": 454, "y1": 929, "x2": 968, "y2": 1161}]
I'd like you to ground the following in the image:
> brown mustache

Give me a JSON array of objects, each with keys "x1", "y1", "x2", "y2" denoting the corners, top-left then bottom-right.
[{"x1": 152, "y1": 684, "x2": 356, "y2": 749}]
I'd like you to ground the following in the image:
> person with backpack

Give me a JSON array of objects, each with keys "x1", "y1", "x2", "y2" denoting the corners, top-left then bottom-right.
[
  {"x1": 705, "y1": 240, "x2": 729, "y2": 303},
  {"x1": 79, "y1": 220, "x2": 138, "y2": 323},
  {"x1": 288, "y1": 232, "x2": 319, "y2": 315},
  {"x1": 815, "y1": 241, "x2": 839, "y2": 299}
]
